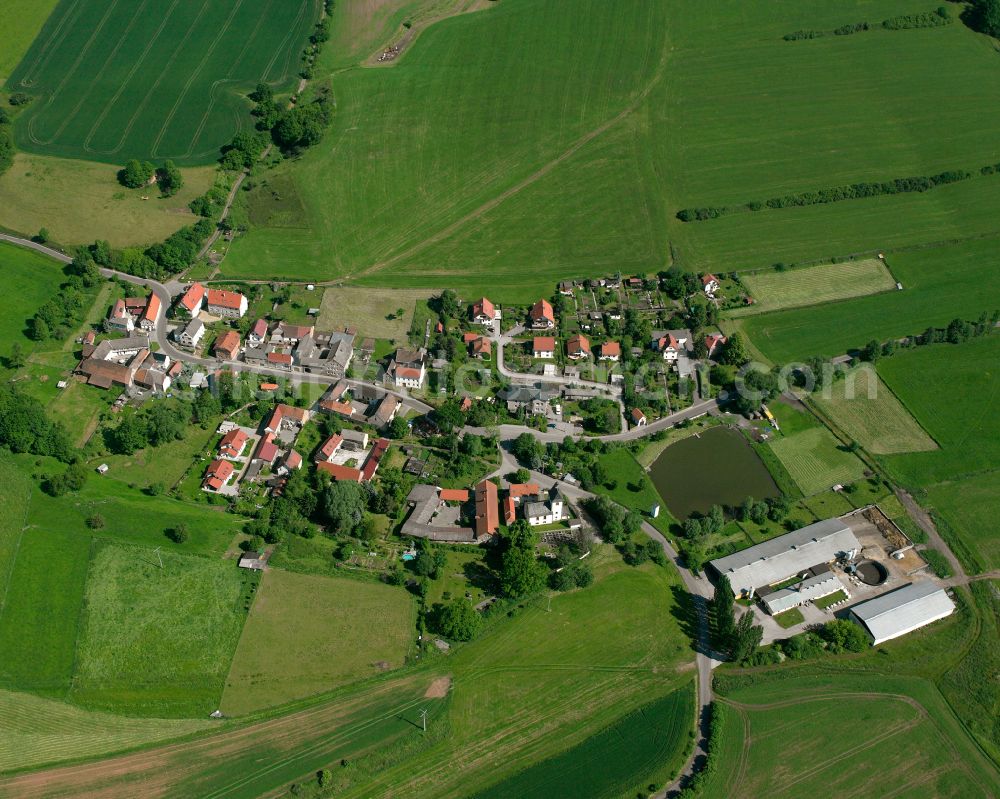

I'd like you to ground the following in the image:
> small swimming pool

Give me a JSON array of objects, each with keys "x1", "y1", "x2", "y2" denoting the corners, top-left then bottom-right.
[{"x1": 401, "y1": 553, "x2": 416, "y2": 561}]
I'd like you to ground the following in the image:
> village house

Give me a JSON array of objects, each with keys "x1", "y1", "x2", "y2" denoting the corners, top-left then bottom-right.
[
  {"x1": 360, "y1": 437, "x2": 389, "y2": 482},
  {"x1": 529, "y1": 298, "x2": 555, "y2": 329},
  {"x1": 316, "y1": 434, "x2": 343, "y2": 463},
  {"x1": 177, "y1": 318, "x2": 205, "y2": 349},
  {"x1": 566, "y1": 333, "x2": 591, "y2": 360},
  {"x1": 508, "y1": 483, "x2": 541, "y2": 505},
  {"x1": 253, "y1": 432, "x2": 280, "y2": 466},
  {"x1": 340, "y1": 429, "x2": 369, "y2": 451},
  {"x1": 474, "y1": 479, "x2": 499, "y2": 539},
  {"x1": 277, "y1": 449, "x2": 302, "y2": 475},
  {"x1": 206, "y1": 289, "x2": 248, "y2": 319},
  {"x1": 202, "y1": 459, "x2": 235, "y2": 492},
  {"x1": 105, "y1": 299, "x2": 135, "y2": 333},
  {"x1": 558, "y1": 280, "x2": 575, "y2": 296},
  {"x1": 177, "y1": 282, "x2": 205, "y2": 316},
  {"x1": 219, "y1": 429, "x2": 249, "y2": 460},
  {"x1": 266, "y1": 351, "x2": 293, "y2": 370},
  {"x1": 295, "y1": 330, "x2": 355, "y2": 377},
  {"x1": 654, "y1": 329, "x2": 691, "y2": 362},
  {"x1": 702, "y1": 274, "x2": 720, "y2": 296},
  {"x1": 630, "y1": 408, "x2": 647, "y2": 428},
  {"x1": 213, "y1": 330, "x2": 241, "y2": 361},
  {"x1": 138, "y1": 294, "x2": 161, "y2": 332},
  {"x1": 271, "y1": 322, "x2": 314, "y2": 346},
  {"x1": 532, "y1": 336, "x2": 556, "y2": 359},
  {"x1": 503, "y1": 495, "x2": 516, "y2": 524},
  {"x1": 523, "y1": 486, "x2": 565, "y2": 526},
  {"x1": 599, "y1": 341, "x2": 621, "y2": 362},
  {"x1": 76, "y1": 336, "x2": 170, "y2": 392},
  {"x1": 467, "y1": 335, "x2": 491, "y2": 359},
  {"x1": 372, "y1": 393, "x2": 400, "y2": 428},
  {"x1": 264, "y1": 403, "x2": 310, "y2": 435},
  {"x1": 318, "y1": 462, "x2": 363, "y2": 482},
  {"x1": 247, "y1": 318, "x2": 269, "y2": 347},
  {"x1": 705, "y1": 332, "x2": 727, "y2": 358},
  {"x1": 319, "y1": 397, "x2": 355, "y2": 419},
  {"x1": 471, "y1": 297, "x2": 496, "y2": 325},
  {"x1": 390, "y1": 347, "x2": 427, "y2": 389}
]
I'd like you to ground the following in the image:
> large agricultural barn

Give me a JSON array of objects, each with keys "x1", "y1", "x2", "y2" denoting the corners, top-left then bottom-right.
[
  {"x1": 849, "y1": 581, "x2": 956, "y2": 646},
  {"x1": 709, "y1": 518, "x2": 860, "y2": 600}
]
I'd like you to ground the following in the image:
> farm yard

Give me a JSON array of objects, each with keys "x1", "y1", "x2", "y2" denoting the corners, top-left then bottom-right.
[
  {"x1": 811, "y1": 366, "x2": 937, "y2": 455},
  {"x1": 735, "y1": 258, "x2": 897, "y2": 316},
  {"x1": 5, "y1": 0, "x2": 319, "y2": 164},
  {"x1": 221, "y1": 570, "x2": 416, "y2": 716}
]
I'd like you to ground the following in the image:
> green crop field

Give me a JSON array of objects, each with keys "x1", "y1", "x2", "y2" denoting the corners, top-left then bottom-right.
[
  {"x1": 0, "y1": 688, "x2": 211, "y2": 774},
  {"x1": 767, "y1": 403, "x2": 866, "y2": 496},
  {"x1": 69, "y1": 543, "x2": 248, "y2": 716},
  {"x1": 732, "y1": 238, "x2": 1000, "y2": 363},
  {"x1": 0, "y1": 460, "x2": 33, "y2": 610},
  {"x1": 736, "y1": 259, "x2": 897, "y2": 316},
  {"x1": 221, "y1": 569, "x2": 416, "y2": 716},
  {"x1": 923, "y1": 473, "x2": 1000, "y2": 573},
  {"x1": 471, "y1": 684, "x2": 693, "y2": 799},
  {"x1": 6, "y1": 0, "x2": 319, "y2": 164},
  {"x1": 0, "y1": 242, "x2": 69, "y2": 356},
  {"x1": 704, "y1": 678, "x2": 999, "y2": 798},
  {"x1": 0, "y1": 0, "x2": 59, "y2": 83},
  {"x1": 812, "y1": 366, "x2": 937, "y2": 455},
  {"x1": 0, "y1": 529, "x2": 90, "y2": 694}
]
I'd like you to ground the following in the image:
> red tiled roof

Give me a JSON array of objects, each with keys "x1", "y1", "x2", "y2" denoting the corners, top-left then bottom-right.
[
  {"x1": 702, "y1": 274, "x2": 718, "y2": 285},
  {"x1": 567, "y1": 333, "x2": 590, "y2": 356},
  {"x1": 265, "y1": 403, "x2": 308, "y2": 432},
  {"x1": 530, "y1": 298, "x2": 554, "y2": 323},
  {"x1": 284, "y1": 449, "x2": 302, "y2": 470},
  {"x1": 601, "y1": 341, "x2": 621, "y2": 357},
  {"x1": 396, "y1": 366, "x2": 423, "y2": 379},
  {"x1": 203, "y1": 458, "x2": 234, "y2": 490},
  {"x1": 320, "y1": 399, "x2": 354, "y2": 417},
  {"x1": 251, "y1": 318, "x2": 268, "y2": 337},
  {"x1": 219, "y1": 429, "x2": 248, "y2": 458},
  {"x1": 214, "y1": 330, "x2": 240, "y2": 358},
  {"x1": 462, "y1": 332, "x2": 479, "y2": 343},
  {"x1": 532, "y1": 336, "x2": 556, "y2": 353},
  {"x1": 260, "y1": 382, "x2": 279, "y2": 391},
  {"x1": 267, "y1": 352, "x2": 292, "y2": 365},
  {"x1": 460, "y1": 396, "x2": 472, "y2": 411},
  {"x1": 277, "y1": 323, "x2": 313, "y2": 339},
  {"x1": 179, "y1": 283, "x2": 205, "y2": 312},
  {"x1": 141, "y1": 293, "x2": 161, "y2": 324},
  {"x1": 361, "y1": 438, "x2": 389, "y2": 482},
  {"x1": 503, "y1": 495, "x2": 516, "y2": 525},
  {"x1": 472, "y1": 297, "x2": 495, "y2": 319},
  {"x1": 472, "y1": 337, "x2": 491, "y2": 356},
  {"x1": 705, "y1": 333, "x2": 727, "y2": 353},
  {"x1": 658, "y1": 334, "x2": 681, "y2": 352},
  {"x1": 207, "y1": 289, "x2": 246, "y2": 311},
  {"x1": 317, "y1": 434, "x2": 343, "y2": 461},
  {"x1": 509, "y1": 483, "x2": 540, "y2": 498},
  {"x1": 631, "y1": 407, "x2": 646, "y2": 423},
  {"x1": 317, "y1": 462, "x2": 362, "y2": 482},
  {"x1": 254, "y1": 433, "x2": 280, "y2": 463},
  {"x1": 439, "y1": 488, "x2": 470, "y2": 502},
  {"x1": 474, "y1": 479, "x2": 499, "y2": 537}
]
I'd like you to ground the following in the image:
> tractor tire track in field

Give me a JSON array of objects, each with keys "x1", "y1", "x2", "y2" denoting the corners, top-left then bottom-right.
[
  {"x1": 25, "y1": 0, "x2": 123, "y2": 147},
  {"x1": 93, "y1": 0, "x2": 214, "y2": 158},
  {"x1": 353, "y1": 34, "x2": 672, "y2": 280},
  {"x1": 15, "y1": 0, "x2": 85, "y2": 88},
  {"x1": 44, "y1": 0, "x2": 153, "y2": 147},
  {"x1": 81, "y1": 0, "x2": 181, "y2": 157},
  {"x1": 150, "y1": 0, "x2": 247, "y2": 159}
]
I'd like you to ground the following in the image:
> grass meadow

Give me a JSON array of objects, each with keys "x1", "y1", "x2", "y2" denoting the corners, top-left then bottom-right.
[
  {"x1": 0, "y1": 529, "x2": 91, "y2": 695},
  {"x1": 811, "y1": 366, "x2": 937, "y2": 455},
  {"x1": 317, "y1": 286, "x2": 433, "y2": 342},
  {"x1": 924, "y1": 474, "x2": 1000, "y2": 573},
  {"x1": 70, "y1": 542, "x2": 248, "y2": 717},
  {"x1": 0, "y1": 154, "x2": 215, "y2": 246},
  {"x1": 0, "y1": 458, "x2": 33, "y2": 610},
  {"x1": 6, "y1": 0, "x2": 318, "y2": 164},
  {"x1": 733, "y1": 238, "x2": 1000, "y2": 362},
  {"x1": 221, "y1": 569, "x2": 416, "y2": 716},
  {"x1": 736, "y1": 259, "x2": 896, "y2": 316},
  {"x1": 767, "y1": 402, "x2": 867, "y2": 496},
  {"x1": 0, "y1": 242, "x2": 69, "y2": 356},
  {"x1": 471, "y1": 683, "x2": 694, "y2": 799},
  {"x1": 0, "y1": 688, "x2": 211, "y2": 775}
]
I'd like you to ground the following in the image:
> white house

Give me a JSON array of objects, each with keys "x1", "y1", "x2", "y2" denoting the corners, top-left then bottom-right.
[
  {"x1": 702, "y1": 274, "x2": 720, "y2": 296},
  {"x1": 105, "y1": 299, "x2": 135, "y2": 333},
  {"x1": 391, "y1": 347, "x2": 427, "y2": 389},
  {"x1": 524, "y1": 487, "x2": 565, "y2": 526},
  {"x1": 178, "y1": 318, "x2": 205, "y2": 348},
  {"x1": 206, "y1": 289, "x2": 248, "y2": 319},
  {"x1": 532, "y1": 337, "x2": 556, "y2": 359}
]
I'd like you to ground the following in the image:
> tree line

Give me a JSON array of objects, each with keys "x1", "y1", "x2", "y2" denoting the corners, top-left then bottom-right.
[
  {"x1": 676, "y1": 167, "x2": 977, "y2": 222},
  {"x1": 784, "y1": 6, "x2": 951, "y2": 40},
  {"x1": 0, "y1": 107, "x2": 13, "y2": 180}
]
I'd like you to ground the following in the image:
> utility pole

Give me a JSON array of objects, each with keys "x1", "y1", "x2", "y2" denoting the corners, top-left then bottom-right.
[{"x1": 419, "y1": 708, "x2": 428, "y2": 733}]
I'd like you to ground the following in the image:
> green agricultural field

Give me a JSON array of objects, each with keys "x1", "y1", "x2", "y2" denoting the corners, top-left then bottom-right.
[
  {"x1": 878, "y1": 335, "x2": 1000, "y2": 487},
  {"x1": 735, "y1": 258, "x2": 896, "y2": 316},
  {"x1": 923, "y1": 473, "x2": 1000, "y2": 572},
  {"x1": 767, "y1": 403, "x2": 866, "y2": 496},
  {"x1": 811, "y1": 366, "x2": 937, "y2": 455},
  {"x1": 0, "y1": 0, "x2": 59, "y2": 83},
  {"x1": 220, "y1": 0, "x2": 672, "y2": 295},
  {"x1": 69, "y1": 542, "x2": 248, "y2": 716},
  {"x1": 0, "y1": 241, "x2": 68, "y2": 356},
  {"x1": 0, "y1": 529, "x2": 91, "y2": 694},
  {"x1": 0, "y1": 688, "x2": 211, "y2": 774},
  {"x1": 0, "y1": 459, "x2": 33, "y2": 609},
  {"x1": 221, "y1": 569, "x2": 416, "y2": 716},
  {"x1": 704, "y1": 678, "x2": 999, "y2": 798},
  {"x1": 472, "y1": 684, "x2": 694, "y2": 799},
  {"x1": 6, "y1": 0, "x2": 319, "y2": 164},
  {"x1": 0, "y1": 154, "x2": 216, "y2": 247},
  {"x1": 733, "y1": 238, "x2": 1000, "y2": 363}
]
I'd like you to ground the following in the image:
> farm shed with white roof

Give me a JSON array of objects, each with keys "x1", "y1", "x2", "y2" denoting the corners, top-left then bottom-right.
[{"x1": 849, "y1": 581, "x2": 955, "y2": 645}]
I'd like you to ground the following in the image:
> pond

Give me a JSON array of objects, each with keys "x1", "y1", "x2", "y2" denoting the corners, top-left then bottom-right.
[{"x1": 649, "y1": 426, "x2": 781, "y2": 520}]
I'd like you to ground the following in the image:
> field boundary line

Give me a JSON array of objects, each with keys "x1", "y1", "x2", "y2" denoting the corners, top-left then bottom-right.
[
  {"x1": 864, "y1": 369, "x2": 942, "y2": 450},
  {"x1": 353, "y1": 21, "x2": 673, "y2": 279},
  {"x1": 25, "y1": 0, "x2": 124, "y2": 147},
  {"x1": 66, "y1": 537, "x2": 99, "y2": 698},
  {"x1": 81, "y1": 0, "x2": 181, "y2": 156},
  {"x1": 44, "y1": 0, "x2": 153, "y2": 147},
  {"x1": 14, "y1": 0, "x2": 86, "y2": 88},
  {"x1": 150, "y1": 0, "x2": 247, "y2": 159},
  {"x1": 90, "y1": 0, "x2": 213, "y2": 158}
]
